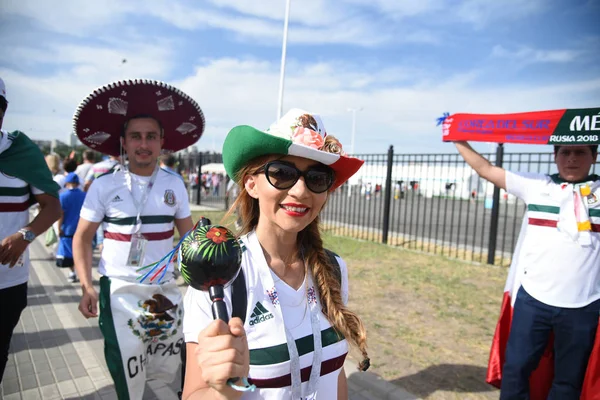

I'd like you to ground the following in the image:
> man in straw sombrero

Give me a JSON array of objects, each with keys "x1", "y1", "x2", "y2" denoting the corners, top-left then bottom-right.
[{"x1": 72, "y1": 79, "x2": 203, "y2": 399}]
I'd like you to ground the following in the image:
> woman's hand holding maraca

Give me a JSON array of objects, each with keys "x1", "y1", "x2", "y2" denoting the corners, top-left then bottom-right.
[{"x1": 196, "y1": 317, "x2": 250, "y2": 398}]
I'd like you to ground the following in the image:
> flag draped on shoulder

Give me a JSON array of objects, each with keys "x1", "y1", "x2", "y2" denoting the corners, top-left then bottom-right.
[
  {"x1": 486, "y1": 217, "x2": 600, "y2": 399},
  {"x1": 0, "y1": 130, "x2": 60, "y2": 200}
]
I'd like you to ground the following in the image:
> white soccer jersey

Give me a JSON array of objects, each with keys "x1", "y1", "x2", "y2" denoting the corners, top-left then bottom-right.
[
  {"x1": 0, "y1": 172, "x2": 43, "y2": 290},
  {"x1": 506, "y1": 171, "x2": 600, "y2": 307},
  {"x1": 183, "y1": 231, "x2": 350, "y2": 399},
  {"x1": 80, "y1": 168, "x2": 191, "y2": 282}
]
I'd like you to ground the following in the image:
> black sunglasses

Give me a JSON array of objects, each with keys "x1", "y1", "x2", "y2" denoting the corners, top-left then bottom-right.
[{"x1": 258, "y1": 161, "x2": 335, "y2": 194}]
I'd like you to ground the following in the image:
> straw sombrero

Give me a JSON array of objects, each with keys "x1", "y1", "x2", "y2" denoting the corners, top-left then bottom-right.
[{"x1": 73, "y1": 79, "x2": 205, "y2": 156}]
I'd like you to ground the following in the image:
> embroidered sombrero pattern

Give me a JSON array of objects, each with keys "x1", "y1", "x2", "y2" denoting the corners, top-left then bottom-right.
[{"x1": 73, "y1": 79, "x2": 205, "y2": 156}]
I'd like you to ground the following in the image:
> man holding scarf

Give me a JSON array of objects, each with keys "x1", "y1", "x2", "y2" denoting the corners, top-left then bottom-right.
[
  {"x1": 72, "y1": 79, "x2": 204, "y2": 399},
  {"x1": 454, "y1": 141, "x2": 599, "y2": 399},
  {"x1": 0, "y1": 77, "x2": 62, "y2": 382}
]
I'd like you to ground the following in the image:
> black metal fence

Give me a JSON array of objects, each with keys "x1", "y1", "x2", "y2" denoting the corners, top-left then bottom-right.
[
  {"x1": 179, "y1": 148, "x2": 599, "y2": 267},
  {"x1": 176, "y1": 152, "x2": 229, "y2": 209}
]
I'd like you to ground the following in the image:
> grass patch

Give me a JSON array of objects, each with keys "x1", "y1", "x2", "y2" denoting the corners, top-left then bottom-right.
[{"x1": 323, "y1": 232, "x2": 504, "y2": 399}]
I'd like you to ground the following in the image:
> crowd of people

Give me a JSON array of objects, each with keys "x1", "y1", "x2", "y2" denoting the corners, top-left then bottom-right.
[
  {"x1": 188, "y1": 171, "x2": 227, "y2": 197},
  {"x1": 0, "y1": 74, "x2": 598, "y2": 400}
]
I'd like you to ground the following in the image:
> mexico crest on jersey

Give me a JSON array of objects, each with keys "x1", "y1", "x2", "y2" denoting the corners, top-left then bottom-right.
[{"x1": 164, "y1": 189, "x2": 176, "y2": 207}]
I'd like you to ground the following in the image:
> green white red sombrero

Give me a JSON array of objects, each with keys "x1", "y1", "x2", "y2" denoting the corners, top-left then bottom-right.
[
  {"x1": 222, "y1": 108, "x2": 364, "y2": 190},
  {"x1": 73, "y1": 79, "x2": 205, "y2": 156}
]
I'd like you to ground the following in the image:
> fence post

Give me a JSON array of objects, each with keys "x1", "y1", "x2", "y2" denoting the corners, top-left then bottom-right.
[
  {"x1": 382, "y1": 145, "x2": 394, "y2": 244},
  {"x1": 196, "y1": 153, "x2": 203, "y2": 206},
  {"x1": 487, "y1": 143, "x2": 504, "y2": 265}
]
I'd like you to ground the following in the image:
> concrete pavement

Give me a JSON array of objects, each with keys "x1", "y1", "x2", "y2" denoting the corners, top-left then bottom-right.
[{"x1": 0, "y1": 234, "x2": 419, "y2": 400}]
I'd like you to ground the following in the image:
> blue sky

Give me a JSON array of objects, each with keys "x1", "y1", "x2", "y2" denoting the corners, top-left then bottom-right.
[{"x1": 1, "y1": 0, "x2": 599, "y2": 154}]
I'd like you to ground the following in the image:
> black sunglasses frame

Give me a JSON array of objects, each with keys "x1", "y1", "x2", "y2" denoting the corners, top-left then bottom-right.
[{"x1": 258, "y1": 161, "x2": 335, "y2": 194}]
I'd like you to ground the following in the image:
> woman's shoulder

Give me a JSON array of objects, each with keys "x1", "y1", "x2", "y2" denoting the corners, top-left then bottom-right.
[{"x1": 323, "y1": 249, "x2": 347, "y2": 273}]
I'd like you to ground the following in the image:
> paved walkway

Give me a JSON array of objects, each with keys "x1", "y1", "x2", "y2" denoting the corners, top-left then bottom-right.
[{"x1": 0, "y1": 236, "x2": 419, "y2": 400}]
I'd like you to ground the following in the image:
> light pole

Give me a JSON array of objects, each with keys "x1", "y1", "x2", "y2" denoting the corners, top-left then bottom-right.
[
  {"x1": 347, "y1": 107, "x2": 363, "y2": 155},
  {"x1": 277, "y1": 0, "x2": 292, "y2": 121},
  {"x1": 346, "y1": 107, "x2": 362, "y2": 197}
]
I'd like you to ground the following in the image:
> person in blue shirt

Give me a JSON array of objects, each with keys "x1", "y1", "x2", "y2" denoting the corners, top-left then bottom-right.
[{"x1": 57, "y1": 173, "x2": 86, "y2": 282}]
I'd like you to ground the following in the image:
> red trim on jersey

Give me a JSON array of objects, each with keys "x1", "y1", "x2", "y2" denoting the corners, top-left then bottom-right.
[
  {"x1": 103, "y1": 229, "x2": 174, "y2": 241},
  {"x1": 0, "y1": 201, "x2": 30, "y2": 212},
  {"x1": 249, "y1": 352, "x2": 347, "y2": 388},
  {"x1": 529, "y1": 217, "x2": 600, "y2": 232}
]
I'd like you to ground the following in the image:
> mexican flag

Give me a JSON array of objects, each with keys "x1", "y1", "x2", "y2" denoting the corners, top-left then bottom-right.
[
  {"x1": 486, "y1": 218, "x2": 600, "y2": 399},
  {"x1": 0, "y1": 130, "x2": 60, "y2": 199},
  {"x1": 439, "y1": 107, "x2": 600, "y2": 145}
]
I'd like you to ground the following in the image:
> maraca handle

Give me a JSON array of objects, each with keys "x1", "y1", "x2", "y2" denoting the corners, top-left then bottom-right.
[
  {"x1": 209, "y1": 285, "x2": 229, "y2": 322},
  {"x1": 208, "y1": 286, "x2": 240, "y2": 387},
  {"x1": 211, "y1": 300, "x2": 229, "y2": 322}
]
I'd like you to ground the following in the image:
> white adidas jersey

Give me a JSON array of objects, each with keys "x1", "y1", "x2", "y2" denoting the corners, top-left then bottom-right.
[
  {"x1": 183, "y1": 231, "x2": 350, "y2": 399},
  {"x1": 506, "y1": 171, "x2": 600, "y2": 307},
  {"x1": 80, "y1": 168, "x2": 190, "y2": 282},
  {"x1": 0, "y1": 173, "x2": 43, "y2": 290}
]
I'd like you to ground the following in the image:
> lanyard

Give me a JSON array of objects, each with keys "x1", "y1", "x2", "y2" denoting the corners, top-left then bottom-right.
[
  {"x1": 124, "y1": 165, "x2": 159, "y2": 233},
  {"x1": 256, "y1": 248, "x2": 322, "y2": 399}
]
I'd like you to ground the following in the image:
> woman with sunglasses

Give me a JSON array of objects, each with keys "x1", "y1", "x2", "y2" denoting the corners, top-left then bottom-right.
[{"x1": 181, "y1": 109, "x2": 370, "y2": 399}]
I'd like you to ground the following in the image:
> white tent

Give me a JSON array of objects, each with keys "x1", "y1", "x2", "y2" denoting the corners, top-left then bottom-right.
[{"x1": 200, "y1": 163, "x2": 226, "y2": 174}]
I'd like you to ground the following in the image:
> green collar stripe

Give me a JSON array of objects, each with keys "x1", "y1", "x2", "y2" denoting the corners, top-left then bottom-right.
[
  {"x1": 529, "y1": 205, "x2": 600, "y2": 217},
  {"x1": 249, "y1": 326, "x2": 343, "y2": 366},
  {"x1": 103, "y1": 215, "x2": 175, "y2": 225},
  {"x1": 528, "y1": 204, "x2": 560, "y2": 214},
  {"x1": 0, "y1": 186, "x2": 30, "y2": 197}
]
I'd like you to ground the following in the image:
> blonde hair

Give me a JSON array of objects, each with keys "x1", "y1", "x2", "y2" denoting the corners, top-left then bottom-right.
[
  {"x1": 45, "y1": 154, "x2": 60, "y2": 175},
  {"x1": 224, "y1": 148, "x2": 369, "y2": 370}
]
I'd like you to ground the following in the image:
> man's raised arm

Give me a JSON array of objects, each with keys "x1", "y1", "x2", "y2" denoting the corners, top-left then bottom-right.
[{"x1": 454, "y1": 141, "x2": 507, "y2": 190}]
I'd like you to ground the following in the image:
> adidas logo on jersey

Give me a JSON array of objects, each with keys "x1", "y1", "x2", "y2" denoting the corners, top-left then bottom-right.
[
  {"x1": 111, "y1": 195, "x2": 123, "y2": 202},
  {"x1": 249, "y1": 302, "x2": 274, "y2": 326}
]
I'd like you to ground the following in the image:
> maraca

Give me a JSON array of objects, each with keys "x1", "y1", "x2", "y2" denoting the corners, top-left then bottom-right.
[
  {"x1": 178, "y1": 218, "x2": 255, "y2": 392},
  {"x1": 179, "y1": 217, "x2": 242, "y2": 321}
]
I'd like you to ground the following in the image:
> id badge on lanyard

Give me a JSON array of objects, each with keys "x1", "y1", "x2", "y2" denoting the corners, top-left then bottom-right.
[
  {"x1": 127, "y1": 231, "x2": 147, "y2": 267},
  {"x1": 125, "y1": 166, "x2": 157, "y2": 268}
]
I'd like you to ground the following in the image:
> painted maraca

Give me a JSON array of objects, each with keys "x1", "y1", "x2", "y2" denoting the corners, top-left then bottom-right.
[
  {"x1": 179, "y1": 217, "x2": 242, "y2": 321},
  {"x1": 178, "y1": 218, "x2": 254, "y2": 391}
]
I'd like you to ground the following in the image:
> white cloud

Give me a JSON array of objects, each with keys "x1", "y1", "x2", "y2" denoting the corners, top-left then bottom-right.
[
  {"x1": 491, "y1": 45, "x2": 582, "y2": 65},
  {"x1": 204, "y1": 0, "x2": 346, "y2": 26},
  {"x1": 3, "y1": 42, "x2": 174, "y2": 77},
  {"x1": 342, "y1": 0, "x2": 446, "y2": 19},
  {"x1": 340, "y1": 0, "x2": 545, "y2": 28},
  {"x1": 0, "y1": 0, "x2": 556, "y2": 49},
  {"x1": 4, "y1": 53, "x2": 599, "y2": 155},
  {"x1": 454, "y1": 0, "x2": 546, "y2": 29},
  {"x1": 1, "y1": 0, "x2": 391, "y2": 47},
  {"x1": 1, "y1": 0, "x2": 134, "y2": 36}
]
